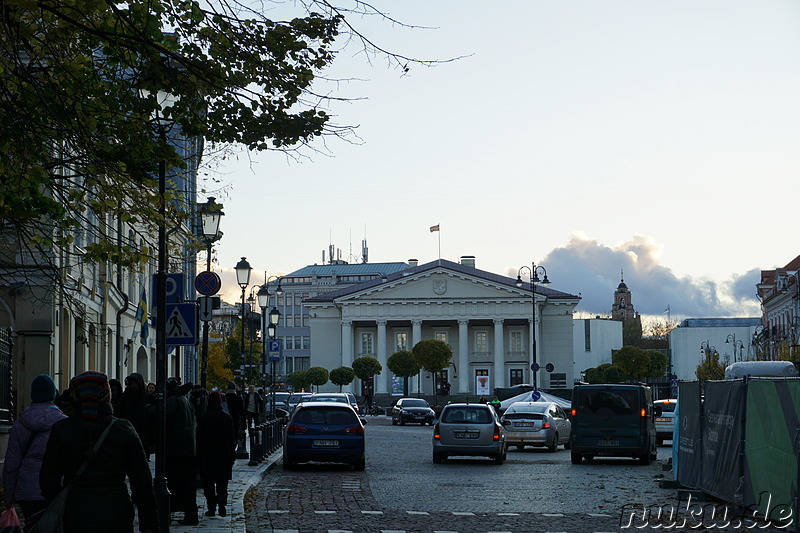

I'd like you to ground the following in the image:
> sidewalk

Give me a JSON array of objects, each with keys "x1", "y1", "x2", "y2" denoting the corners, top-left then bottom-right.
[{"x1": 146, "y1": 449, "x2": 281, "y2": 533}]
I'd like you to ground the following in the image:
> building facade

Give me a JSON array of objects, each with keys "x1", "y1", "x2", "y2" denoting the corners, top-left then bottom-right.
[
  {"x1": 756, "y1": 255, "x2": 800, "y2": 359},
  {"x1": 572, "y1": 318, "x2": 624, "y2": 381},
  {"x1": 304, "y1": 258, "x2": 581, "y2": 396}
]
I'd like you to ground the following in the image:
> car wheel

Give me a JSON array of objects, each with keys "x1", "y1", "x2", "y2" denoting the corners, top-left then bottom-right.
[
  {"x1": 354, "y1": 457, "x2": 366, "y2": 471},
  {"x1": 392, "y1": 418, "x2": 397, "y2": 425},
  {"x1": 571, "y1": 452, "x2": 582, "y2": 464},
  {"x1": 515, "y1": 444, "x2": 525, "y2": 450},
  {"x1": 399, "y1": 418, "x2": 405, "y2": 426},
  {"x1": 638, "y1": 453, "x2": 651, "y2": 465},
  {"x1": 433, "y1": 452, "x2": 444, "y2": 464},
  {"x1": 548, "y1": 434, "x2": 558, "y2": 452},
  {"x1": 494, "y1": 452, "x2": 504, "y2": 465},
  {"x1": 564, "y1": 438, "x2": 571, "y2": 450}
]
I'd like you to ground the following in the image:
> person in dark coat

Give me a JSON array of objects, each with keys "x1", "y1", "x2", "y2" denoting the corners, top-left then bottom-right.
[
  {"x1": 196, "y1": 391, "x2": 236, "y2": 517},
  {"x1": 119, "y1": 372, "x2": 155, "y2": 458},
  {"x1": 109, "y1": 378, "x2": 124, "y2": 415},
  {"x1": 225, "y1": 382, "x2": 244, "y2": 432},
  {"x1": 40, "y1": 371, "x2": 157, "y2": 533},
  {"x1": 3, "y1": 375, "x2": 67, "y2": 531},
  {"x1": 165, "y1": 376, "x2": 198, "y2": 525},
  {"x1": 242, "y1": 385, "x2": 262, "y2": 428}
]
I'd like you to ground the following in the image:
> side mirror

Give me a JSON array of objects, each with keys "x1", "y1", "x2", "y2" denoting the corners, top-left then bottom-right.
[{"x1": 360, "y1": 417, "x2": 368, "y2": 425}]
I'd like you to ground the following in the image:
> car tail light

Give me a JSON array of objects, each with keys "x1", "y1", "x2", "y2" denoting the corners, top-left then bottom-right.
[
  {"x1": 640, "y1": 408, "x2": 647, "y2": 417},
  {"x1": 286, "y1": 424, "x2": 308, "y2": 434},
  {"x1": 343, "y1": 425, "x2": 364, "y2": 434},
  {"x1": 493, "y1": 424, "x2": 502, "y2": 441},
  {"x1": 571, "y1": 408, "x2": 576, "y2": 417},
  {"x1": 433, "y1": 423, "x2": 441, "y2": 440},
  {"x1": 542, "y1": 422, "x2": 551, "y2": 429}
]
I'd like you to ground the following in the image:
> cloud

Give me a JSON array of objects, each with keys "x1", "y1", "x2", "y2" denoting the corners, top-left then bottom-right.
[{"x1": 519, "y1": 233, "x2": 760, "y2": 318}]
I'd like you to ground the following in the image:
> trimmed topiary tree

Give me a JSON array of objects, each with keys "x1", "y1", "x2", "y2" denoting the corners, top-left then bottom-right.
[
  {"x1": 330, "y1": 366, "x2": 356, "y2": 392},
  {"x1": 306, "y1": 366, "x2": 329, "y2": 392},
  {"x1": 412, "y1": 339, "x2": 453, "y2": 406},
  {"x1": 387, "y1": 350, "x2": 421, "y2": 396},
  {"x1": 287, "y1": 370, "x2": 309, "y2": 392}
]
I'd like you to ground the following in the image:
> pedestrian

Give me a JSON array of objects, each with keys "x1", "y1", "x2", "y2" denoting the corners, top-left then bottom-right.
[
  {"x1": 196, "y1": 391, "x2": 236, "y2": 518},
  {"x1": 190, "y1": 384, "x2": 207, "y2": 419},
  {"x1": 443, "y1": 381, "x2": 451, "y2": 396},
  {"x1": 363, "y1": 390, "x2": 373, "y2": 411},
  {"x1": 54, "y1": 384, "x2": 77, "y2": 418},
  {"x1": 145, "y1": 382, "x2": 156, "y2": 395},
  {"x1": 119, "y1": 372, "x2": 156, "y2": 459},
  {"x1": 479, "y1": 394, "x2": 487, "y2": 404},
  {"x1": 225, "y1": 381, "x2": 244, "y2": 434},
  {"x1": 3, "y1": 375, "x2": 67, "y2": 532},
  {"x1": 242, "y1": 385, "x2": 262, "y2": 428},
  {"x1": 39, "y1": 371, "x2": 158, "y2": 533},
  {"x1": 165, "y1": 377, "x2": 199, "y2": 525},
  {"x1": 490, "y1": 395, "x2": 502, "y2": 414},
  {"x1": 108, "y1": 378, "x2": 124, "y2": 415}
]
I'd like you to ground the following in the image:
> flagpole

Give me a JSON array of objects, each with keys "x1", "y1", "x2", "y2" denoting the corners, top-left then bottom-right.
[{"x1": 438, "y1": 224, "x2": 441, "y2": 260}]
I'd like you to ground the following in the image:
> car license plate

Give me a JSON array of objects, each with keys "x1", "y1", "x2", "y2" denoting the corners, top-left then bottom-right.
[
  {"x1": 313, "y1": 440, "x2": 339, "y2": 447},
  {"x1": 597, "y1": 439, "x2": 619, "y2": 446},
  {"x1": 415, "y1": 416, "x2": 425, "y2": 419},
  {"x1": 656, "y1": 417, "x2": 669, "y2": 423},
  {"x1": 515, "y1": 422, "x2": 533, "y2": 427},
  {"x1": 455, "y1": 432, "x2": 479, "y2": 439}
]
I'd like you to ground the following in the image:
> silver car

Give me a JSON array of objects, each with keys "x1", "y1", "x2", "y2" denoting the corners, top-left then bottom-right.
[
  {"x1": 501, "y1": 401, "x2": 571, "y2": 452},
  {"x1": 432, "y1": 403, "x2": 507, "y2": 465}
]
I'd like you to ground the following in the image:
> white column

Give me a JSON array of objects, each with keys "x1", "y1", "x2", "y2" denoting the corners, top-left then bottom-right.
[
  {"x1": 376, "y1": 320, "x2": 387, "y2": 394},
  {"x1": 411, "y1": 320, "x2": 422, "y2": 394},
  {"x1": 494, "y1": 319, "x2": 505, "y2": 389},
  {"x1": 458, "y1": 319, "x2": 469, "y2": 394},
  {"x1": 341, "y1": 320, "x2": 353, "y2": 367}
]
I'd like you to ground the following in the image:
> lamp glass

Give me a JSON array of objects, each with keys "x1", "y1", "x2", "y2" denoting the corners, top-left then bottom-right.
[
  {"x1": 235, "y1": 257, "x2": 252, "y2": 287},
  {"x1": 257, "y1": 285, "x2": 269, "y2": 308},
  {"x1": 515, "y1": 275, "x2": 523, "y2": 288},
  {"x1": 269, "y1": 307, "x2": 281, "y2": 326},
  {"x1": 199, "y1": 197, "x2": 223, "y2": 239}
]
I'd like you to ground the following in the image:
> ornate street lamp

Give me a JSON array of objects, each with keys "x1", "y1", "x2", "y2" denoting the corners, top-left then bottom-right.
[
  {"x1": 234, "y1": 257, "x2": 252, "y2": 458},
  {"x1": 725, "y1": 333, "x2": 745, "y2": 363},
  {"x1": 516, "y1": 263, "x2": 550, "y2": 391},
  {"x1": 268, "y1": 304, "x2": 281, "y2": 417},
  {"x1": 197, "y1": 197, "x2": 223, "y2": 392}
]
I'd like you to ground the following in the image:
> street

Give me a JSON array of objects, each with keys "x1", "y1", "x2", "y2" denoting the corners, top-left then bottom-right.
[{"x1": 245, "y1": 416, "x2": 749, "y2": 533}]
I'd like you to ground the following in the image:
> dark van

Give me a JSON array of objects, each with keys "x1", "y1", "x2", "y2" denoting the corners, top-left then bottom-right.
[{"x1": 569, "y1": 383, "x2": 660, "y2": 465}]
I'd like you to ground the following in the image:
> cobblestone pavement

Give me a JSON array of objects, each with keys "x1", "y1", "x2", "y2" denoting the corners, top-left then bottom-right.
[{"x1": 245, "y1": 417, "x2": 791, "y2": 533}]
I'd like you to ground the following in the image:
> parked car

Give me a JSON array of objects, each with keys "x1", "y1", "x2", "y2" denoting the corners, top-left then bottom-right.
[
  {"x1": 501, "y1": 401, "x2": 571, "y2": 452},
  {"x1": 654, "y1": 398, "x2": 677, "y2": 446},
  {"x1": 283, "y1": 401, "x2": 366, "y2": 470},
  {"x1": 345, "y1": 392, "x2": 360, "y2": 414},
  {"x1": 287, "y1": 392, "x2": 313, "y2": 412},
  {"x1": 391, "y1": 398, "x2": 435, "y2": 426},
  {"x1": 432, "y1": 403, "x2": 507, "y2": 465},
  {"x1": 569, "y1": 383, "x2": 661, "y2": 465}
]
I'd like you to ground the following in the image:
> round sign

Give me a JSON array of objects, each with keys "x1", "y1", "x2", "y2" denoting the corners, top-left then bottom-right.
[
  {"x1": 530, "y1": 362, "x2": 540, "y2": 372},
  {"x1": 531, "y1": 390, "x2": 541, "y2": 401},
  {"x1": 195, "y1": 271, "x2": 222, "y2": 296}
]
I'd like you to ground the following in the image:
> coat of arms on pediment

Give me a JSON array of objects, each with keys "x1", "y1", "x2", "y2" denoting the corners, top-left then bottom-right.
[{"x1": 433, "y1": 279, "x2": 447, "y2": 295}]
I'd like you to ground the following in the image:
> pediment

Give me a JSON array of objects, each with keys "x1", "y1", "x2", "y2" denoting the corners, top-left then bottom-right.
[{"x1": 337, "y1": 269, "x2": 526, "y2": 302}]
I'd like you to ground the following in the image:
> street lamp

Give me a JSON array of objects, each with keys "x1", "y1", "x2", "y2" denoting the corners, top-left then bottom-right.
[
  {"x1": 259, "y1": 276, "x2": 283, "y2": 416},
  {"x1": 197, "y1": 197, "x2": 223, "y2": 392},
  {"x1": 725, "y1": 333, "x2": 745, "y2": 363},
  {"x1": 268, "y1": 305, "x2": 281, "y2": 417},
  {"x1": 516, "y1": 263, "x2": 550, "y2": 391},
  {"x1": 234, "y1": 257, "x2": 252, "y2": 458}
]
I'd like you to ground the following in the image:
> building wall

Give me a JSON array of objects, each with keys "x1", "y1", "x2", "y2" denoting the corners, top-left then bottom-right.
[
  {"x1": 571, "y1": 318, "x2": 624, "y2": 382},
  {"x1": 669, "y1": 324, "x2": 760, "y2": 381}
]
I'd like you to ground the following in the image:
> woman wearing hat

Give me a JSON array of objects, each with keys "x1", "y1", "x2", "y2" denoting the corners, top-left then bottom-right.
[
  {"x1": 40, "y1": 371, "x2": 157, "y2": 533},
  {"x1": 3, "y1": 374, "x2": 67, "y2": 530}
]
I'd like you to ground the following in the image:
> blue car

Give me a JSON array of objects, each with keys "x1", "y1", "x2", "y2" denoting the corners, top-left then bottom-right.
[{"x1": 283, "y1": 402, "x2": 366, "y2": 471}]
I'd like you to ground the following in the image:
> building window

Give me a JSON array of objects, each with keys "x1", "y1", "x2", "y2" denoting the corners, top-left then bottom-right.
[
  {"x1": 285, "y1": 337, "x2": 294, "y2": 350},
  {"x1": 510, "y1": 331, "x2": 522, "y2": 353},
  {"x1": 285, "y1": 314, "x2": 293, "y2": 327},
  {"x1": 294, "y1": 314, "x2": 301, "y2": 327},
  {"x1": 509, "y1": 368, "x2": 523, "y2": 386},
  {"x1": 360, "y1": 332, "x2": 374, "y2": 355},
  {"x1": 584, "y1": 320, "x2": 591, "y2": 352},
  {"x1": 475, "y1": 331, "x2": 488, "y2": 353},
  {"x1": 434, "y1": 331, "x2": 447, "y2": 344},
  {"x1": 302, "y1": 336, "x2": 310, "y2": 350},
  {"x1": 396, "y1": 332, "x2": 408, "y2": 351}
]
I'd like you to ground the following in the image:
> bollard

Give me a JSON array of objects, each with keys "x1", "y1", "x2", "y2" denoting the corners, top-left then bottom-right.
[{"x1": 248, "y1": 426, "x2": 260, "y2": 466}]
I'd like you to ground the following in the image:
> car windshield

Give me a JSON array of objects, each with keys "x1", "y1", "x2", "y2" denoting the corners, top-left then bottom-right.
[
  {"x1": 311, "y1": 396, "x2": 348, "y2": 403},
  {"x1": 577, "y1": 389, "x2": 637, "y2": 417},
  {"x1": 657, "y1": 401, "x2": 677, "y2": 413},
  {"x1": 292, "y1": 407, "x2": 359, "y2": 426},
  {"x1": 402, "y1": 399, "x2": 429, "y2": 408},
  {"x1": 441, "y1": 407, "x2": 492, "y2": 424}
]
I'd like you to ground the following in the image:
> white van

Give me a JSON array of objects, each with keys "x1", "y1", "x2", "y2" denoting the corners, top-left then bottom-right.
[{"x1": 724, "y1": 361, "x2": 798, "y2": 379}]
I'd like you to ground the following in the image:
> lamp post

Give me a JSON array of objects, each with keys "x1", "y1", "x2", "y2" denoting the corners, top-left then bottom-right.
[
  {"x1": 516, "y1": 263, "x2": 550, "y2": 391},
  {"x1": 258, "y1": 276, "x2": 283, "y2": 416},
  {"x1": 268, "y1": 306, "x2": 281, "y2": 417},
  {"x1": 725, "y1": 333, "x2": 744, "y2": 363},
  {"x1": 256, "y1": 283, "x2": 270, "y2": 395},
  {"x1": 197, "y1": 197, "x2": 223, "y2": 392},
  {"x1": 234, "y1": 257, "x2": 252, "y2": 458}
]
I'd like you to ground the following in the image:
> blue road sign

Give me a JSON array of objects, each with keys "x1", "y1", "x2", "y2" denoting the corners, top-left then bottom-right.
[
  {"x1": 530, "y1": 362, "x2": 540, "y2": 372},
  {"x1": 531, "y1": 390, "x2": 541, "y2": 401},
  {"x1": 165, "y1": 303, "x2": 197, "y2": 346},
  {"x1": 195, "y1": 271, "x2": 222, "y2": 296},
  {"x1": 268, "y1": 339, "x2": 282, "y2": 361}
]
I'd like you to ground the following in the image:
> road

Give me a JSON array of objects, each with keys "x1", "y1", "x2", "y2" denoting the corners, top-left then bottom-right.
[{"x1": 245, "y1": 417, "x2": 784, "y2": 533}]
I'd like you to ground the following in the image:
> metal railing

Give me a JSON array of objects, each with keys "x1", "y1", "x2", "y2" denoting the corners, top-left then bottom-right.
[{"x1": 248, "y1": 416, "x2": 286, "y2": 466}]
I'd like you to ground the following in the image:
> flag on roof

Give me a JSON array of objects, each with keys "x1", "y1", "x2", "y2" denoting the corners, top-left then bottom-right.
[{"x1": 430, "y1": 224, "x2": 440, "y2": 232}]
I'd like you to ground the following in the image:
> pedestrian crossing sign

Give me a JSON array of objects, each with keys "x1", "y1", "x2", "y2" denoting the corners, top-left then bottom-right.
[{"x1": 165, "y1": 303, "x2": 198, "y2": 346}]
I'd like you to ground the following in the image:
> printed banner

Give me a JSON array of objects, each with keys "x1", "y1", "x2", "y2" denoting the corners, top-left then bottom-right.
[
  {"x1": 677, "y1": 380, "x2": 703, "y2": 489},
  {"x1": 701, "y1": 380, "x2": 745, "y2": 503}
]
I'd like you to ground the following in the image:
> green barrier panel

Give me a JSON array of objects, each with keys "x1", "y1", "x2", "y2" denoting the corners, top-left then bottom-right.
[{"x1": 744, "y1": 379, "x2": 799, "y2": 522}]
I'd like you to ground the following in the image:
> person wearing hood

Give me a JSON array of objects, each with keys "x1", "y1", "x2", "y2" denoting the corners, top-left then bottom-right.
[
  {"x1": 119, "y1": 372, "x2": 156, "y2": 458},
  {"x1": 109, "y1": 378, "x2": 124, "y2": 415},
  {"x1": 40, "y1": 371, "x2": 157, "y2": 533},
  {"x1": 196, "y1": 391, "x2": 235, "y2": 517},
  {"x1": 3, "y1": 374, "x2": 67, "y2": 529},
  {"x1": 165, "y1": 376, "x2": 199, "y2": 525}
]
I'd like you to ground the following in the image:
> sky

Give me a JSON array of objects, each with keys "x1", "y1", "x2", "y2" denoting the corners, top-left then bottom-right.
[{"x1": 205, "y1": 1, "x2": 800, "y2": 321}]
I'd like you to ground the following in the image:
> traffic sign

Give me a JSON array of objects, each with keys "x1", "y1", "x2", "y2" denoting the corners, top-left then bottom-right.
[
  {"x1": 195, "y1": 271, "x2": 222, "y2": 296},
  {"x1": 531, "y1": 390, "x2": 541, "y2": 401},
  {"x1": 268, "y1": 339, "x2": 282, "y2": 361},
  {"x1": 151, "y1": 273, "x2": 185, "y2": 317},
  {"x1": 545, "y1": 363, "x2": 555, "y2": 373},
  {"x1": 198, "y1": 296, "x2": 219, "y2": 322},
  {"x1": 165, "y1": 303, "x2": 197, "y2": 346},
  {"x1": 530, "y1": 362, "x2": 540, "y2": 372}
]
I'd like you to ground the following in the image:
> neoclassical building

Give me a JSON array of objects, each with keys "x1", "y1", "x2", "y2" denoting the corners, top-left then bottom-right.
[{"x1": 305, "y1": 258, "x2": 581, "y2": 396}]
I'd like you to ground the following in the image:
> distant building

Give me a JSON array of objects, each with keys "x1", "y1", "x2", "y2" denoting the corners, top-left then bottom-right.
[
  {"x1": 756, "y1": 254, "x2": 800, "y2": 359},
  {"x1": 610, "y1": 273, "x2": 642, "y2": 346},
  {"x1": 669, "y1": 317, "x2": 761, "y2": 381},
  {"x1": 572, "y1": 318, "x2": 623, "y2": 382}
]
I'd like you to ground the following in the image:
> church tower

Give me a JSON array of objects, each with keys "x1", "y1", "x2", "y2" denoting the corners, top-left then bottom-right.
[{"x1": 611, "y1": 271, "x2": 639, "y2": 321}]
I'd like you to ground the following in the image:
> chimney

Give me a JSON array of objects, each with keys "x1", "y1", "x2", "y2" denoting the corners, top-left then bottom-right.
[
  {"x1": 460, "y1": 255, "x2": 476, "y2": 268},
  {"x1": 408, "y1": 258, "x2": 418, "y2": 268}
]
